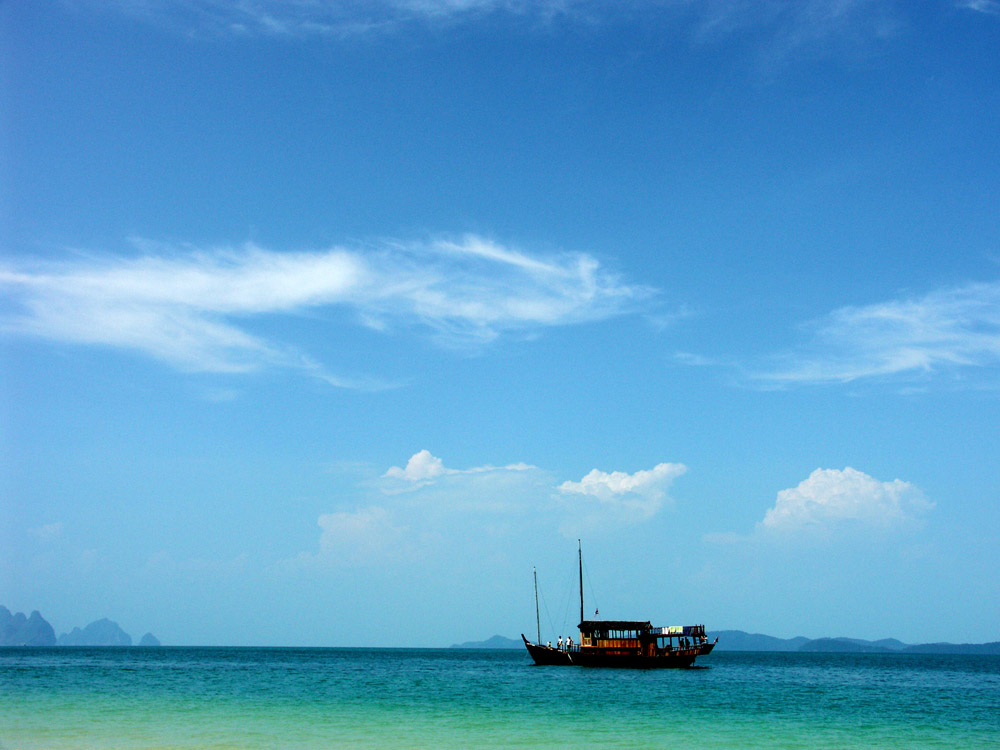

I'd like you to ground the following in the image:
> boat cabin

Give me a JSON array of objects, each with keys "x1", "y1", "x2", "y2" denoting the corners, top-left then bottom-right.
[
  {"x1": 577, "y1": 620, "x2": 708, "y2": 656},
  {"x1": 578, "y1": 620, "x2": 650, "y2": 650}
]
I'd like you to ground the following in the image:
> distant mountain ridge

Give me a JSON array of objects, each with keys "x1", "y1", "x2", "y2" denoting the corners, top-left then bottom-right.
[
  {"x1": 58, "y1": 618, "x2": 132, "y2": 646},
  {"x1": 5, "y1": 606, "x2": 996, "y2": 653},
  {"x1": 1, "y1": 606, "x2": 160, "y2": 647},
  {"x1": 708, "y1": 630, "x2": 1000, "y2": 655},
  {"x1": 1, "y1": 606, "x2": 56, "y2": 646},
  {"x1": 450, "y1": 634, "x2": 522, "y2": 649},
  {"x1": 706, "y1": 630, "x2": 809, "y2": 652},
  {"x1": 451, "y1": 630, "x2": 1000, "y2": 655}
]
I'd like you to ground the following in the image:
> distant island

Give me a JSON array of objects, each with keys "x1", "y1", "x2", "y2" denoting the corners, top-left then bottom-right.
[
  {"x1": 4, "y1": 606, "x2": 996, "y2": 654},
  {"x1": 0, "y1": 607, "x2": 56, "y2": 647},
  {"x1": 452, "y1": 629, "x2": 1000, "y2": 655},
  {"x1": 451, "y1": 634, "x2": 523, "y2": 649},
  {"x1": 707, "y1": 630, "x2": 1000, "y2": 655},
  {"x1": 1, "y1": 606, "x2": 160, "y2": 647},
  {"x1": 58, "y1": 618, "x2": 133, "y2": 646}
]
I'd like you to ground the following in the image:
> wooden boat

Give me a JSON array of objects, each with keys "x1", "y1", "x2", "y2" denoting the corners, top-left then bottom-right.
[{"x1": 522, "y1": 542, "x2": 716, "y2": 669}]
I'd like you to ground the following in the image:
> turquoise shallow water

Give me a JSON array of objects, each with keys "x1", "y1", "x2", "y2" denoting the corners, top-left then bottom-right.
[{"x1": 2, "y1": 647, "x2": 998, "y2": 748}]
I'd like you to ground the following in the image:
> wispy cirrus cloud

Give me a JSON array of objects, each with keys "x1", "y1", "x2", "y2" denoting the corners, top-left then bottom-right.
[
  {"x1": 0, "y1": 235, "x2": 651, "y2": 387},
  {"x1": 693, "y1": 0, "x2": 899, "y2": 56},
  {"x1": 29, "y1": 522, "x2": 64, "y2": 541},
  {"x1": 957, "y1": 0, "x2": 1000, "y2": 16},
  {"x1": 90, "y1": 0, "x2": 903, "y2": 57},
  {"x1": 752, "y1": 281, "x2": 1000, "y2": 387},
  {"x1": 92, "y1": 0, "x2": 585, "y2": 36}
]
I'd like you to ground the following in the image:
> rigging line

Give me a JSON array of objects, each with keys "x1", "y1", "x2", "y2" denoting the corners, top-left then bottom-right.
[
  {"x1": 536, "y1": 577, "x2": 558, "y2": 642},
  {"x1": 582, "y1": 558, "x2": 600, "y2": 618},
  {"x1": 557, "y1": 558, "x2": 578, "y2": 634},
  {"x1": 557, "y1": 575, "x2": 573, "y2": 635}
]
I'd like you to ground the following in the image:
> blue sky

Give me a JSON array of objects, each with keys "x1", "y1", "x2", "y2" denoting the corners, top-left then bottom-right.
[{"x1": 1, "y1": 0, "x2": 998, "y2": 646}]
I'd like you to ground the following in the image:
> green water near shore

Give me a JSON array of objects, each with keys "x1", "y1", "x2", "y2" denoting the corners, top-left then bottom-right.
[{"x1": 2, "y1": 647, "x2": 998, "y2": 748}]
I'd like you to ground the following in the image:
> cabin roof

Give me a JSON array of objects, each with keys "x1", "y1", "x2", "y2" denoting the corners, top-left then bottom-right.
[{"x1": 578, "y1": 620, "x2": 652, "y2": 632}]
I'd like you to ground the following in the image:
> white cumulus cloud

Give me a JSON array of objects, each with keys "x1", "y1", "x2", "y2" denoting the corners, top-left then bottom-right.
[
  {"x1": 288, "y1": 452, "x2": 545, "y2": 569},
  {"x1": 317, "y1": 506, "x2": 405, "y2": 555},
  {"x1": 384, "y1": 450, "x2": 449, "y2": 481},
  {"x1": 282, "y1": 506, "x2": 413, "y2": 570},
  {"x1": 759, "y1": 467, "x2": 933, "y2": 533},
  {"x1": 558, "y1": 462, "x2": 687, "y2": 531},
  {"x1": 383, "y1": 449, "x2": 535, "y2": 485},
  {"x1": 559, "y1": 463, "x2": 686, "y2": 501},
  {"x1": 290, "y1": 454, "x2": 688, "y2": 567}
]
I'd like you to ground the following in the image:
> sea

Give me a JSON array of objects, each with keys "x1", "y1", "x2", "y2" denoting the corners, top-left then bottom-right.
[{"x1": 2, "y1": 647, "x2": 998, "y2": 749}]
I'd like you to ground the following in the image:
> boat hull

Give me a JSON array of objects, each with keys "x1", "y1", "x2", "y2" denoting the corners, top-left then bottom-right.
[
  {"x1": 523, "y1": 635, "x2": 715, "y2": 669},
  {"x1": 522, "y1": 635, "x2": 573, "y2": 665}
]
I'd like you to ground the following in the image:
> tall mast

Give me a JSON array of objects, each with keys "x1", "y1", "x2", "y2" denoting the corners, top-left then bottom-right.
[
  {"x1": 533, "y1": 567, "x2": 540, "y2": 645},
  {"x1": 578, "y1": 539, "x2": 584, "y2": 625}
]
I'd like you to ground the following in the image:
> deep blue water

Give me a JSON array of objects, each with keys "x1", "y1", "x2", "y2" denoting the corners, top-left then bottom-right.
[{"x1": 2, "y1": 647, "x2": 998, "y2": 748}]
